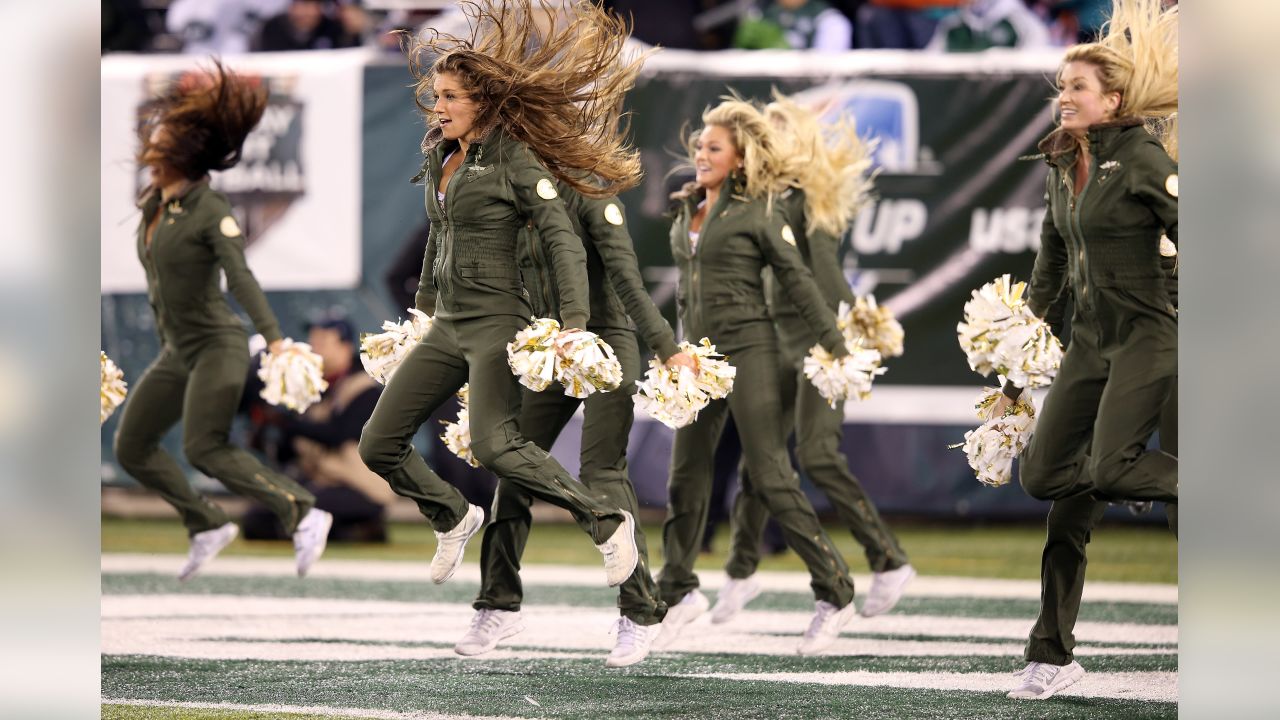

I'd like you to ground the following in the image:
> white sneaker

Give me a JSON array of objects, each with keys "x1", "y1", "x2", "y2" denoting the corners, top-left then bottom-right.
[
  {"x1": 860, "y1": 564, "x2": 916, "y2": 617},
  {"x1": 710, "y1": 575, "x2": 763, "y2": 624},
  {"x1": 595, "y1": 510, "x2": 638, "y2": 587},
  {"x1": 292, "y1": 508, "x2": 334, "y2": 578},
  {"x1": 453, "y1": 608, "x2": 524, "y2": 656},
  {"x1": 1008, "y1": 661, "x2": 1085, "y2": 700},
  {"x1": 177, "y1": 522, "x2": 239, "y2": 582},
  {"x1": 431, "y1": 503, "x2": 484, "y2": 584},
  {"x1": 796, "y1": 599, "x2": 857, "y2": 655},
  {"x1": 651, "y1": 590, "x2": 709, "y2": 650},
  {"x1": 605, "y1": 617, "x2": 653, "y2": 668}
]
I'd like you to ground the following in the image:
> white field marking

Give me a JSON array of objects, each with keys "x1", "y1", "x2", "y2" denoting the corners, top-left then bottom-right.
[
  {"x1": 102, "y1": 553, "x2": 1178, "y2": 604},
  {"x1": 694, "y1": 670, "x2": 1178, "y2": 703},
  {"x1": 103, "y1": 595, "x2": 1174, "y2": 662},
  {"x1": 104, "y1": 698, "x2": 518, "y2": 720}
]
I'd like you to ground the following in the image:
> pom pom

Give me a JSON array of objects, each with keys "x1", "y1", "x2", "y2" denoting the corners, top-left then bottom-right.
[
  {"x1": 360, "y1": 309, "x2": 434, "y2": 384},
  {"x1": 956, "y1": 275, "x2": 1063, "y2": 389},
  {"x1": 257, "y1": 339, "x2": 328, "y2": 413},
  {"x1": 440, "y1": 384, "x2": 479, "y2": 468},
  {"x1": 802, "y1": 339, "x2": 886, "y2": 409},
  {"x1": 506, "y1": 318, "x2": 624, "y2": 398},
  {"x1": 950, "y1": 386, "x2": 1038, "y2": 487},
  {"x1": 100, "y1": 352, "x2": 128, "y2": 424},
  {"x1": 838, "y1": 295, "x2": 904, "y2": 358},
  {"x1": 632, "y1": 338, "x2": 737, "y2": 429}
]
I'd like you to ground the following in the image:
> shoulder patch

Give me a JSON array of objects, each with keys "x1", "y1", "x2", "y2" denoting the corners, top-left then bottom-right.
[
  {"x1": 219, "y1": 215, "x2": 242, "y2": 237},
  {"x1": 1159, "y1": 235, "x2": 1178, "y2": 257},
  {"x1": 781, "y1": 224, "x2": 796, "y2": 246},
  {"x1": 536, "y1": 178, "x2": 558, "y2": 200},
  {"x1": 1164, "y1": 174, "x2": 1178, "y2": 198},
  {"x1": 604, "y1": 203, "x2": 624, "y2": 226}
]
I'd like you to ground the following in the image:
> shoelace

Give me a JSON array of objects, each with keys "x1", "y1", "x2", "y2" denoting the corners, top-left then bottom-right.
[
  {"x1": 804, "y1": 603, "x2": 838, "y2": 638},
  {"x1": 1022, "y1": 662, "x2": 1056, "y2": 688},
  {"x1": 469, "y1": 610, "x2": 504, "y2": 636},
  {"x1": 611, "y1": 618, "x2": 647, "y2": 651}
]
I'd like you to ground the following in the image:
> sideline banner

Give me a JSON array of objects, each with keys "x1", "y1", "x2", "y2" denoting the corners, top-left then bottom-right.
[{"x1": 100, "y1": 50, "x2": 368, "y2": 293}]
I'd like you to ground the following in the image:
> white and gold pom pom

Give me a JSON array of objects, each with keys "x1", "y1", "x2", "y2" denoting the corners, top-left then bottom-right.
[
  {"x1": 257, "y1": 339, "x2": 328, "y2": 413},
  {"x1": 951, "y1": 386, "x2": 1038, "y2": 487},
  {"x1": 100, "y1": 352, "x2": 128, "y2": 424},
  {"x1": 632, "y1": 338, "x2": 737, "y2": 429},
  {"x1": 506, "y1": 317, "x2": 562, "y2": 392},
  {"x1": 360, "y1": 308, "x2": 434, "y2": 385},
  {"x1": 956, "y1": 275, "x2": 1063, "y2": 389},
  {"x1": 507, "y1": 318, "x2": 625, "y2": 397},
  {"x1": 802, "y1": 339, "x2": 887, "y2": 409},
  {"x1": 837, "y1": 295, "x2": 904, "y2": 358},
  {"x1": 554, "y1": 329, "x2": 623, "y2": 399},
  {"x1": 440, "y1": 384, "x2": 479, "y2": 468}
]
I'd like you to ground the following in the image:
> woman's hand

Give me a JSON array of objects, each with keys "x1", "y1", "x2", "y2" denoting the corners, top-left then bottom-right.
[
  {"x1": 268, "y1": 339, "x2": 285, "y2": 355},
  {"x1": 555, "y1": 328, "x2": 580, "y2": 357},
  {"x1": 991, "y1": 393, "x2": 1016, "y2": 419},
  {"x1": 665, "y1": 351, "x2": 698, "y2": 374}
]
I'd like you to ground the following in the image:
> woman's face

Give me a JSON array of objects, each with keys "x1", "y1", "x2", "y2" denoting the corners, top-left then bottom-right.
[
  {"x1": 694, "y1": 124, "x2": 741, "y2": 192},
  {"x1": 142, "y1": 123, "x2": 177, "y2": 182},
  {"x1": 1057, "y1": 61, "x2": 1120, "y2": 135},
  {"x1": 432, "y1": 72, "x2": 481, "y2": 142}
]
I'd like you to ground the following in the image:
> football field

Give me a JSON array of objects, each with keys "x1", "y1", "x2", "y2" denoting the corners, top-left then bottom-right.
[{"x1": 101, "y1": 540, "x2": 1177, "y2": 719}]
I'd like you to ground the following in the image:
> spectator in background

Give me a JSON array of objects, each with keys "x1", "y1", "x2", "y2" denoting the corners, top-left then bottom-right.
[
  {"x1": 925, "y1": 0, "x2": 1050, "y2": 51},
  {"x1": 857, "y1": 0, "x2": 965, "y2": 49},
  {"x1": 734, "y1": 0, "x2": 854, "y2": 51},
  {"x1": 102, "y1": 0, "x2": 155, "y2": 53},
  {"x1": 242, "y1": 314, "x2": 393, "y2": 542},
  {"x1": 254, "y1": 0, "x2": 364, "y2": 52},
  {"x1": 166, "y1": 0, "x2": 290, "y2": 55},
  {"x1": 1041, "y1": 0, "x2": 1109, "y2": 43}
]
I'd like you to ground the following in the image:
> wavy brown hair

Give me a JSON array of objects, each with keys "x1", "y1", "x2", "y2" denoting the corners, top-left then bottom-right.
[
  {"x1": 137, "y1": 60, "x2": 267, "y2": 181},
  {"x1": 404, "y1": 0, "x2": 648, "y2": 198}
]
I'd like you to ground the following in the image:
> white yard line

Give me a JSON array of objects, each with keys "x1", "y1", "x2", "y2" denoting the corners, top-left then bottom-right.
[
  {"x1": 102, "y1": 553, "x2": 1178, "y2": 604},
  {"x1": 103, "y1": 698, "x2": 520, "y2": 720},
  {"x1": 695, "y1": 670, "x2": 1178, "y2": 703}
]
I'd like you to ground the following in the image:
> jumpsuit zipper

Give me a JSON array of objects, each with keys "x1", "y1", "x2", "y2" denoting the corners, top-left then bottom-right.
[{"x1": 1068, "y1": 153, "x2": 1096, "y2": 309}]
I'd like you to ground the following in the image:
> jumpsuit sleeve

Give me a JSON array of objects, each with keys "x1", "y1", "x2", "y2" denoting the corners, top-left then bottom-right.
[
  {"x1": 1027, "y1": 170, "x2": 1069, "y2": 319},
  {"x1": 578, "y1": 194, "x2": 680, "y2": 361},
  {"x1": 508, "y1": 144, "x2": 591, "y2": 330},
  {"x1": 1128, "y1": 138, "x2": 1179, "y2": 248},
  {"x1": 807, "y1": 224, "x2": 857, "y2": 310},
  {"x1": 757, "y1": 202, "x2": 848, "y2": 357},
  {"x1": 414, "y1": 217, "x2": 440, "y2": 315},
  {"x1": 205, "y1": 199, "x2": 282, "y2": 343}
]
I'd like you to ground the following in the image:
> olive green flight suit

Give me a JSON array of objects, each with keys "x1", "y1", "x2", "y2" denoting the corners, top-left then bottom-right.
[
  {"x1": 1017, "y1": 120, "x2": 1179, "y2": 665},
  {"x1": 357, "y1": 128, "x2": 625, "y2": 543},
  {"x1": 660, "y1": 179, "x2": 857, "y2": 609},
  {"x1": 726, "y1": 188, "x2": 909, "y2": 578},
  {"x1": 113, "y1": 180, "x2": 315, "y2": 535},
  {"x1": 475, "y1": 182, "x2": 677, "y2": 624}
]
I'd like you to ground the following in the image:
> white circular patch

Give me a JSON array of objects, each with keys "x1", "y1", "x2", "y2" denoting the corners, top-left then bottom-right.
[
  {"x1": 604, "y1": 203, "x2": 624, "y2": 226},
  {"x1": 781, "y1": 224, "x2": 796, "y2": 246},
  {"x1": 219, "y1": 216, "x2": 242, "y2": 237},
  {"x1": 1165, "y1": 174, "x2": 1178, "y2": 198},
  {"x1": 1159, "y1": 235, "x2": 1178, "y2": 257},
  {"x1": 536, "y1": 178, "x2": 558, "y2": 200}
]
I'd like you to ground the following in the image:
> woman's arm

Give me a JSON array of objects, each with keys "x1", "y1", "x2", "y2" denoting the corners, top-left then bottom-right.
[
  {"x1": 1028, "y1": 171, "x2": 1070, "y2": 318},
  {"x1": 205, "y1": 197, "x2": 282, "y2": 343},
  {"x1": 757, "y1": 202, "x2": 847, "y2": 356},
  {"x1": 510, "y1": 145, "x2": 591, "y2": 329}
]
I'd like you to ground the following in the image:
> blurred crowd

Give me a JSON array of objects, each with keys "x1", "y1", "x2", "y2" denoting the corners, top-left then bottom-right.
[{"x1": 102, "y1": 0, "x2": 1177, "y2": 56}]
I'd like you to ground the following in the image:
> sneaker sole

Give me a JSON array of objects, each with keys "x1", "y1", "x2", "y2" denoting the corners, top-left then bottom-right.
[
  {"x1": 710, "y1": 583, "x2": 763, "y2": 624},
  {"x1": 178, "y1": 524, "x2": 239, "y2": 583},
  {"x1": 1008, "y1": 666, "x2": 1086, "y2": 700},
  {"x1": 860, "y1": 566, "x2": 917, "y2": 618},
  {"x1": 605, "y1": 647, "x2": 650, "y2": 668},
  {"x1": 605, "y1": 512, "x2": 639, "y2": 588},
  {"x1": 433, "y1": 507, "x2": 484, "y2": 585},
  {"x1": 797, "y1": 604, "x2": 858, "y2": 656},
  {"x1": 454, "y1": 621, "x2": 525, "y2": 657},
  {"x1": 296, "y1": 511, "x2": 334, "y2": 578},
  {"x1": 650, "y1": 597, "x2": 708, "y2": 650}
]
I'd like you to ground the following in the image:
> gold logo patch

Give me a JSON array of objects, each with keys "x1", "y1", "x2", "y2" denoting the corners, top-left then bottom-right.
[
  {"x1": 781, "y1": 224, "x2": 796, "y2": 246},
  {"x1": 604, "y1": 203, "x2": 624, "y2": 226},
  {"x1": 1165, "y1": 174, "x2": 1178, "y2": 198},
  {"x1": 219, "y1": 216, "x2": 242, "y2": 237},
  {"x1": 536, "y1": 178, "x2": 558, "y2": 200}
]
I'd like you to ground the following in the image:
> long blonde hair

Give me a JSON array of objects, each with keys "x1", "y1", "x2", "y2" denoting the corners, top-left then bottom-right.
[
  {"x1": 1060, "y1": 0, "x2": 1178, "y2": 159},
  {"x1": 679, "y1": 98, "x2": 790, "y2": 203},
  {"x1": 764, "y1": 92, "x2": 876, "y2": 238},
  {"x1": 404, "y1": 0, "x2": 648, "y2": 197}
]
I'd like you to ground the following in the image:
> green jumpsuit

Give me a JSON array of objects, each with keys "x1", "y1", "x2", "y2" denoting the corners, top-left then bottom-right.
[
  {"x1": 357, "y1": 127, "x2": 625, "y2": 543},
  {"x1": 113, "y1": 179, "x2": 316, "y2": 536},
  {"x1": 1017, "y1": 119, "x2": 1178, "y2": 665},
  {"x1": 660, "y1": 178, "x2": 857, "y2": 609},
  {"x1": 474, "y1": 180, "x2": 678, "y2": 625},
  {"x1": 725, "y1": 188, "x2": 909, "y2": 578}
]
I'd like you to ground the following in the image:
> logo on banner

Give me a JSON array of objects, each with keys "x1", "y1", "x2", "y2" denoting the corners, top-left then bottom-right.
[
  {"x1": 790, "y1": 80, "x2": 934, "y2": 176},
  {"x1": 136, "y1": 70, "x2": 306, "y2": 246}
]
